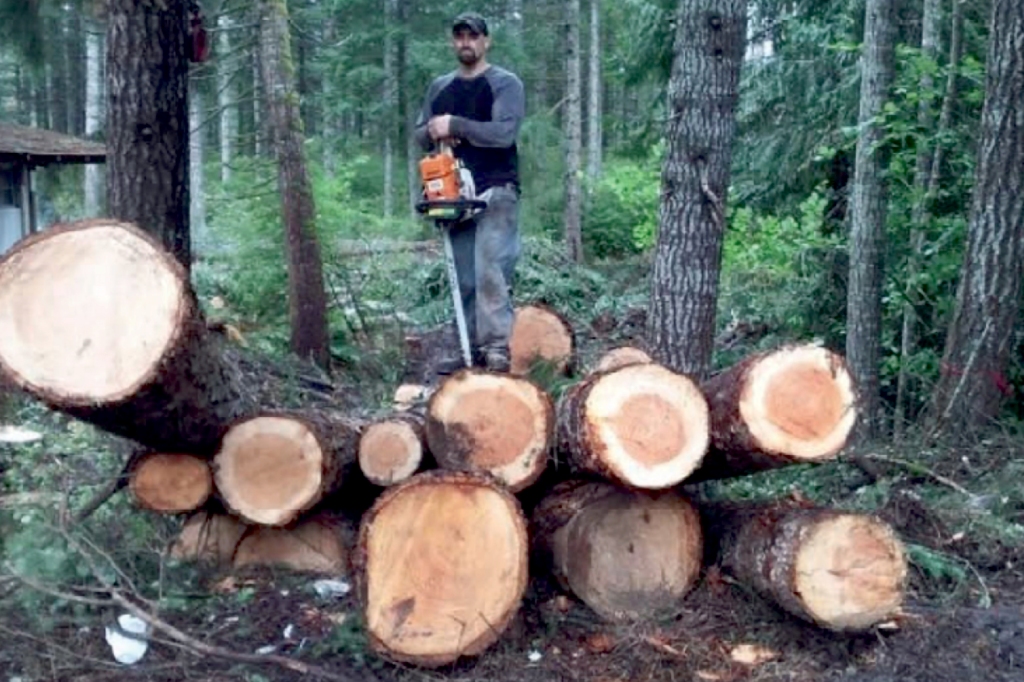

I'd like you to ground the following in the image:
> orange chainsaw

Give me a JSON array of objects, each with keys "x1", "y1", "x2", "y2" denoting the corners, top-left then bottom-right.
[{"x1": 415, "y1": 142, "x2": 486, "y2": 369}]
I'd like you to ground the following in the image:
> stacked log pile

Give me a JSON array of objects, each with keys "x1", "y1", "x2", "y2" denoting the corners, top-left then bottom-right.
[{"x1": 0, "y1": 220, "x2": 908, "y2": 668}]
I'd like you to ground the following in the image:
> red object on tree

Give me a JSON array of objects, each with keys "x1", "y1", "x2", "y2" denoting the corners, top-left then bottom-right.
[{"x1": 189, "y1": 2, "x2": 209, "y2": 63}]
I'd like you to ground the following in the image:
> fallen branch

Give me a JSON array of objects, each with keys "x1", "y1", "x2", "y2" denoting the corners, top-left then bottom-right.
[{"x1": 858, "y1": 452, "x2": 973, "y2": 497}]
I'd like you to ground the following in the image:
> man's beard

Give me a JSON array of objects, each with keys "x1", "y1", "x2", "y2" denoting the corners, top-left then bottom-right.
[{"x1": 457, "y1": 48, "x2": 479, "y2": 66}]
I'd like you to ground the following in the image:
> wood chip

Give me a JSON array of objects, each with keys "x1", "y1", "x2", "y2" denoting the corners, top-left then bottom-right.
[{"x1": 730, "y1": 643, "x2": 778, "y2": 666}]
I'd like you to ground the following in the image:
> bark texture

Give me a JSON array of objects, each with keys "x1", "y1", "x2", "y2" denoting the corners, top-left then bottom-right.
[
  {"x1": 564, "y1": 0, "x2": 584, "y2": 261},
  {"x1": 846, "y1": 0, "x2": 895, "y2": 439},
  {"x1": 258, "y1": 0, "x2": 331, "y2": 368},
  {"x1": 106, "y1": 0, "x2": 191, "y2": 269},
  {"x1": 931, "y1": 0, "x2": 1024, "y2": 434},
  {"x1": 647, "y1": 0, "x2": 747, "y2": 378}
]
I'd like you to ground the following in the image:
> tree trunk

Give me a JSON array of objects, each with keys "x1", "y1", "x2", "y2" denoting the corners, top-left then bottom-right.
[
  {"x1": 704, "y1": 501, "x2": 907, "y2": 631},
  {"x1": 67, "y1": 5, "x2": 86, "y2": 136},
  {"x1": 106, "y1": 0, "x2": 191, "y2": 270},
  {"x1": 586, "y1": 0, "x2": 602, "y2": 180},
  {"x1": 894, "y1": 0, "x2": 945, "y2": 439},
  {"x1": 531, "y1": 480, "x2": 702, "y2": 621},
  {"x1": 189, "y1": 78, "x2": 207, "y2": 249},
  {"x1": 556, "y1": 362, "x2": 709, "y2": 488},
  {"x1": 930, "y1": 0, "x2": 1024, "y2": 435},
  {"x1": 353, "y1": 471, "x2": 529, "y2": 667},
  {"x1": 694, "y1": 344, "x2": 857, "y2": 480},
  {"x1": 564, "y1": 0, "x2": 584, "y2": 262},
  {"x1": 258, "y1": 0, "x2": 331, "y2": 369},
  {"x1": 508, "y1": 304, "x2": 575, "y2": 376},
  {"x1": 128, "y1": 451, "x2": 212, "y2": 513},
  {"x1": 358, "y1": 412, "x2": 427, "y2": 487},
  {"x1": 646, "y1": 0, "x2": 747, "y2": 379},
  {"x1": 846, "y1": 0, "x2": 896, "y2": 440},
  {"x1": 382, "y1": 0, "x2": 398, "y2": 219},
  {"x1": 233, "y1": 513, "x2": 349, "y2": 574},
  {"x1": 84, "y1": 22, "x2": 104, "y2": 217},
  {"x1": 213, "y1": 410, "x2": 362, "y2": 526},
  {"x1": 425, "y1": 370, "x2": 553, "y2": 492},
  {"x1": 0, "y1": 220, "x2": 250, "y2": 454},
  {"x1": 218, "y1": 12, "x2": 237, "y2": 185}
]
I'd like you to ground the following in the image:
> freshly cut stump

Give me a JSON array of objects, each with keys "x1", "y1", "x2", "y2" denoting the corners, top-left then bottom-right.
[
  {"x1": 169, "y1": 512, "x2": 247, "y2": 564},
  {"x1": 214, "y1": 411, "x2": 362, "y2": 526},
  {"x1": 706, "y1": 503, "x2": 907, "y2": 631},
  {"x1": 425, "y1": 370, "x2": 552, "y2": 492},
  {"x1": 354, "y1": 471, "x2": 529, "y2": 667},
  {"x1": 233, "y1": 515, "x2": 348, "y2": 574},
  {"x1": 128, "y1": 452, "x2": 212, "y2": 513},
  {"x1": 509, "y1": 304, "x2": 574, "y2": 376},
  {"x1": 556, "y1": 363, "x2": 709, "y2": 489},
  {"x1": 0, "y1": 219, "x2": 250, "y2": 454},
  {"x1": 532, "y1": 480, "x2": 702, "y2": 621},
  {"x1": 697, "y1": 343, "x2": 856, "y2": 480},
  {"x1": 591, "y1": 346, "x2": 652, "y2": 374},
  {"x1": 359, "y1": 413, "x2": 427, "y2": 486}
]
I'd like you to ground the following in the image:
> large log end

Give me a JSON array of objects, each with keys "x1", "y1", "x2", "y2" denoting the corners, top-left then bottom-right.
[
  {"x1": 426, "y1": 370, "x2": 552, "y2": 492},
  {"x1": 791, "y1": 513, "x2": 907, "y2": 631},
  {"x1": 354, "y1": 471, "x2": 528, "y2": 667},
  {"x1": 509, "y1": 304, "x2": 574, "y2": 376}
]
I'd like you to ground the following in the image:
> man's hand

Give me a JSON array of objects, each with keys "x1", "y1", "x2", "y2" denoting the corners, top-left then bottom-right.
[{"x1": 427, "y1": 114, "x2": 453, "y2": 140}]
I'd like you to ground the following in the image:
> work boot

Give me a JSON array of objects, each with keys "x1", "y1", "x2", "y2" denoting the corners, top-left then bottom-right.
[
  {"x1": 435, "y1": 353, "x2": 470, "y2": 376},
  {"x1": 482, "y1": 346, "x2": 511, "y2": 373}
]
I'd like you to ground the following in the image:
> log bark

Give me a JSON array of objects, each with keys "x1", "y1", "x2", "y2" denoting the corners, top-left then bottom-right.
[
  {"x1": 169, "y1": 511, "x2": 247, "y2": 565},
  {"x1": 213, "y1": 410, "x2": 363, "y2": 526},
  {"x1": 556, "y1": 362, "x2": 709, "y2": 488},
  {"x1": 532, "y1": 480, "x2": 702, "y2": 621},
  {"x1": 353, "y1": 471, "x2": 529, "y2": 667},
  {"x1": 233, "y1": 514, "x2": 349, "y2": 574},
  {"x1": 704, "y1": 501, "x2": 907, "y2": 631},
  {"x1": 696, "y1": 344, "x2": 857, "y2": 480},
  {"x1": 0, "y1": 220, "x2": 251, "y2": 454},
  {"x1": 509, "y1": 304, "x2": 575, "y2": 376},
  {"x1": 128, "y1": 451, "x2": 212, "y2": 513},
  {"x1": 425, "y1": 370, "x2": 553, "y2": 492},
  {"x1": 358, "y1": 412, "x2": 428, "y2": 487}
]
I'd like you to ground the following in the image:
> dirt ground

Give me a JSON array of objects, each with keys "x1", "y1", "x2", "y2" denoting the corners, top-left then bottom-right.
[{"x1": 3, "y1": 519, "x2": 1022, "y2": 682}]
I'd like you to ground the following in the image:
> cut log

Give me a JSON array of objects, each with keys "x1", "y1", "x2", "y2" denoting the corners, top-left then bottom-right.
[
  {"x1": 213, "y1": 410, "x2": 362, "y2": 526},
  {"x1": 532, "y1": 480, "x2": 702, "y2": 621},
  {"x1": 509, "y1": 304, "x2": 574, "y2": 376},
  {"x1": 354, "y1": 471, "x2": 529, "y2": 667},
  {"x1": 0, "y1": 219, "x2": 250, "y2": 453},
  {"x1": 704, "y1": 502, "x2": 907, "y2": 631},
  {"x1": 591, "y1": 346, "x2": 652, "y2": 374},
  {"x1": 392, "y1": 383, "x2": 429, "y2": 412},
  {"x1": 696, "y1": 344, "x2": 857, "y2": 480},
  {"x1": 233, "y1": 515, "x2": 349, "y2": 574},
  {"x1": 425, "y1": 370, "x2": 552, "y2": 492},
  {"x1": 358, "y1": 413, "x2": 427, "y2": 487},
  {"x1": 556, "y1": 362, "x2": 709, "y2": 489},
  {"x1": 128, "y1": 452, "x2": 213, "y2": 513},
  {"x1": 169, "y1": 511, "x2": 247, "y2": 564}
]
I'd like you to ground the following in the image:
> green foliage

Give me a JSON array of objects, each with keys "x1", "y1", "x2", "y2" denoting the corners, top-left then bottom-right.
[{"x1": 585, "y1": 153, "x2": 661, "y2": 258}]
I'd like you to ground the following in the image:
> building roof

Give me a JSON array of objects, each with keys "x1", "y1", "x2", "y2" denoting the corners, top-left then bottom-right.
[{"x1": 0, "y1": 122, "x2": 106, "y2": 164}]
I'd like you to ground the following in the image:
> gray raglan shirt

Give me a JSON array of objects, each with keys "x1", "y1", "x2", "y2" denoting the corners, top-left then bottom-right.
[{"x1": 414, "y1": 65, "x2": 525, "y2": 193}]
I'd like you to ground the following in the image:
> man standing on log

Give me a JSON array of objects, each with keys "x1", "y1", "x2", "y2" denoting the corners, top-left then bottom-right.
[{"x1": 414, "y1": 12, "x2": 526, "y2": 374}]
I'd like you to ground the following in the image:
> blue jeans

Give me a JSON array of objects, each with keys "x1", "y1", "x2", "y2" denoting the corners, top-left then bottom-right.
[{"x1": 448, "y1": 184, "x2": 521, "y2": 355}]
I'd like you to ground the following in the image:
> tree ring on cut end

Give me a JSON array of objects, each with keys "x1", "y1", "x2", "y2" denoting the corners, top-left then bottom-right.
[{"x1": 0, "y1": 222, "x2": 187, "y2": 403}]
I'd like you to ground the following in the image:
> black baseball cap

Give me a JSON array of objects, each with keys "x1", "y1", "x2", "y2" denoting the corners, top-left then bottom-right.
[{"x1": 452, "y1": 12, "x2": 488, "y2": 36}]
